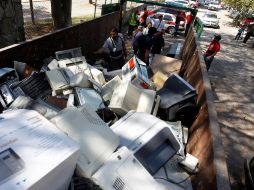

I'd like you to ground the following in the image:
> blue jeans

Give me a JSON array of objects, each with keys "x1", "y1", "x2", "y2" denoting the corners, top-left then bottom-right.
[{"x1": 204, "y1": 55, "x2": 214, "y2": 71}]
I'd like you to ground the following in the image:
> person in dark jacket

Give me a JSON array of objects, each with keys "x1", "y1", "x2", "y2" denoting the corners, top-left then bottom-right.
[
  {"x1": 173, "y1": 11, "x2": 181, "y2": 37},
  {"x1": 134, "y1": 27, "x2": 157, "y2": 64}
]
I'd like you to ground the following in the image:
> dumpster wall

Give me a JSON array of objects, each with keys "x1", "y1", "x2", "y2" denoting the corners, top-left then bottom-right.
[
  {"x1": 180, "y1": 29, "x2": 231, "y2": 190},
  {"x1": 0, "y1": 12, "x2": 119, "y2": 69}
]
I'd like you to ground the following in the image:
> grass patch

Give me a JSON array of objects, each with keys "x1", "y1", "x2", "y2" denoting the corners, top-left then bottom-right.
[{"x1": 24, "y1": 15, "x2": 95, "y2": 39}]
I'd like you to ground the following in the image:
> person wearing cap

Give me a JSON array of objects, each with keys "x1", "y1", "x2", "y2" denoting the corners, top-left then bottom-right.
[
  {"x1": 152, "y1": 15, "x2": 165, "y2": 32},
  {"x1": 203, "y1": 34, "x2": 221, "y2": 71}
]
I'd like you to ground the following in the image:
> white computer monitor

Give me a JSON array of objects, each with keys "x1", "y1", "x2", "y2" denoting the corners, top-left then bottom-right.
[
  {"x1": 50, "y1": 105, "x2": 119, "y2": 177},
  {"x1": 108, "y1": 82, "x2": 159, "y2": 116}
]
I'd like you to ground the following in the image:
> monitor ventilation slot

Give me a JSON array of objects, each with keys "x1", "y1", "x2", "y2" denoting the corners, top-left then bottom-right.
[{"x1": 113, "y1": 177, "x2": 125, "y2": 190}]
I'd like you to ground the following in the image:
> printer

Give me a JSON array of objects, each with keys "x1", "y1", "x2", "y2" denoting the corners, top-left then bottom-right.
[
  {"x1": 0, "y1": 109, "x2": 80, "y2": 190},
  {"x1": 55, "y1": 47, "x2": 83, "y2": 60},
  {"x1": 111, "y1": 111, "x2": 193, "y2": 190},
  {"x1": 92, "y1": 147, "x2": 166, "y2": 190}
]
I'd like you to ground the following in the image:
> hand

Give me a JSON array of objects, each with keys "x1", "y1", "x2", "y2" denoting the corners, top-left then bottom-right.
[{"x1": 124, "y1": 51, "x2": 127, "y2": 59}]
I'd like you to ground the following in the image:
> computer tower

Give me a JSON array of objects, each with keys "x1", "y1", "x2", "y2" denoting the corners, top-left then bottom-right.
[
  {"x1": 92, "y1": 146, "x2": 165, "y2": 190},
  {"x1": 50, "y1": 105, "x2": 119, "y2": 177},
  {"x1": 108, "y1": 82, "x2": 160, "y2": 116},
  {"x1": 0, "y1": 109, "x2": 80, "y2": 190},
  {"x1": 157, "y1": 74, "x2": 198, "y2": 125}
]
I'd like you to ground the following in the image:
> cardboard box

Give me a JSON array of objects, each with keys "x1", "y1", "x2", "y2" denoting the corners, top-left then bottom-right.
[
  {"x1": 150, "y1": 71, "x2": 168, "y2": 90},
  {"x1": 149, "y1": 54, "x2": 182, "y2": 76}
]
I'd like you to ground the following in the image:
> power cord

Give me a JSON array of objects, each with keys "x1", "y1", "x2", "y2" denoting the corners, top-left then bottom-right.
[{"x1": 154, "y1": 165, "x2": 196, "y2": 185}]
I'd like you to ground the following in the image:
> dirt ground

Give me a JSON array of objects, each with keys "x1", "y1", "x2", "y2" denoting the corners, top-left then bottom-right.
[{"x1": 198, "y1": 8, "x2": 254, "y2": 190}]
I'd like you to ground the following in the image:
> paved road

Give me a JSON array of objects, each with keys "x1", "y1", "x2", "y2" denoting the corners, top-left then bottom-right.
[{"x1": 198, "y1": 7, "x2": 254, "y2": 190}]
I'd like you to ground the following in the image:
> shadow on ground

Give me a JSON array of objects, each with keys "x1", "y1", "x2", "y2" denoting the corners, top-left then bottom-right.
[{"x1": 200, "y1": 20, "x2": 254, "y2": 190}]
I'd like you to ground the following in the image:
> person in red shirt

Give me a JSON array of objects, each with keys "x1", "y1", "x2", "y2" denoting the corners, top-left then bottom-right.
[
  {"x1": 140, "y1": 7, "x2": 148, "y2": 27},
  {"x1": 204, "y1": 35, "x2": 221, "y2": 71},
  {"x1": 184, "y1": 12, "x2": 194, "y2": 37}
]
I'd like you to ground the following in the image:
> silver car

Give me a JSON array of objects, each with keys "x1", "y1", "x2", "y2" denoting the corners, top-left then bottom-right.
[{"x1": 200, "y1": 12, "x2": 220, "y2": 28}]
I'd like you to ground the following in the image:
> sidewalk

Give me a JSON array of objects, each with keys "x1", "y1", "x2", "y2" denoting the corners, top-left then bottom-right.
[{"x1": 199, "y1": 9, "x2": 254, "y2": 190}]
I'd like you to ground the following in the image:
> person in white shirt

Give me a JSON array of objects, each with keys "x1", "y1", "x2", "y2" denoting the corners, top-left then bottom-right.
[
  {"x1": 152, "y1": 15, "x2": 165, "y2": 32},
  {"x1": 143, "y1": 22, "x2": 152, "y2": 35}
]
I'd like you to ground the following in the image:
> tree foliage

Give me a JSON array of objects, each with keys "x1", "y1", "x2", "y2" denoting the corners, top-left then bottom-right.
[
  {"x1": 222, "y1": 0, "x2": 254, "y2": 25},
  {"x1": 222, "y1": 0, "x2": 254, "y2": 14}
]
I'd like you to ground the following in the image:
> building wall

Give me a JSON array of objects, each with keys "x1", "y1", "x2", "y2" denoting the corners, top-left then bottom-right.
[{"x1": 0, "y1": 0, "x2": 25, "y2": 48}]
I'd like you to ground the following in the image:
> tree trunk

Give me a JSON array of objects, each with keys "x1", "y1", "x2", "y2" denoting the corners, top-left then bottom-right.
[{"x1": 51, "y1": 0, "x2": 72, "y2": 30}]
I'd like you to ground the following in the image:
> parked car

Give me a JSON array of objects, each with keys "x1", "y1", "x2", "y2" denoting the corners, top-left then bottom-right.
[
  {"x1": 208, "y1": 1, "x2": 220, "y2": 11},
  {"x1": 198, "y1": 0, "x2": 205, "y2": 6},
  {"x1": 165, "y1": 0, "x2": 190, "y2": 8},
  {"x1": 147, "y1": 12, "x2": 176, "y2": 33},
  {"x1": 189, "y1": 0, "x2": 199, "y2": 8},
  {"x1": 200, "y1": 12, "x2": 220, "y2": 28},
  {"x1": 147, "y1": 12, "x2": 186, "y2": 33}
]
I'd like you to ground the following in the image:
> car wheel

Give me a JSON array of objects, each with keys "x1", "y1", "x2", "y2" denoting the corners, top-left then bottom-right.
[
  {"x1": 217, "y1": 25, "x2": 220, "y2": 29},
  {"x1": 166, "y1": 27, "x2": 174, "y2": 34}
]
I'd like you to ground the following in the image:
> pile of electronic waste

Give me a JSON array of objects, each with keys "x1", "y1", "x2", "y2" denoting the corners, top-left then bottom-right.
[{"x1": 0, "y1": 47, "x2": 199, "y2": 190}]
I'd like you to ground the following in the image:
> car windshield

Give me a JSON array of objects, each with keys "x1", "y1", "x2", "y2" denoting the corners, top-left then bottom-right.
[
  {"x1": 164, "y1": 15, "x2": 174, "y2": 21},
  {"x1": 175, "y1": 0, "x2": 188, "y2": 4},
  {"x1": 206, "y1": 13, "x2": 217, "y2": 18}
]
